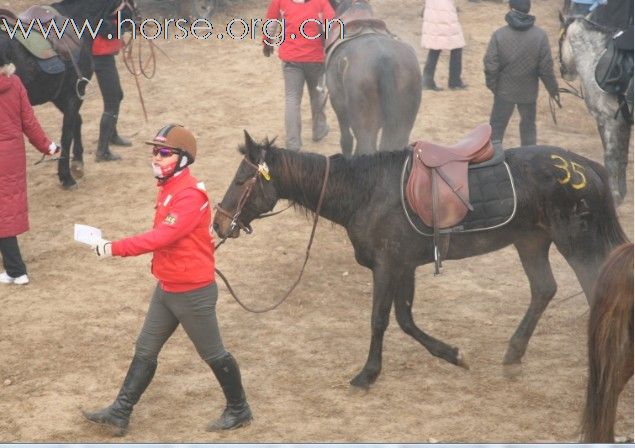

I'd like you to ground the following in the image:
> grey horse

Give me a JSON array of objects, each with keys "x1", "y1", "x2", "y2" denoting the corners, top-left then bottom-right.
[{"x1": 559, "y1": 14, "x2": 632, "y2": 204}]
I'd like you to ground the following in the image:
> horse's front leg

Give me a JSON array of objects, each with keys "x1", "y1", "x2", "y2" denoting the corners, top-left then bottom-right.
[
  {"x1": 71, "y1": 110, "x2": 84, "y2": 179},
  {"x1": 393, "y1": 266, "x2": 468, "y2": 368},
  {"x1": 350, "y1": 263, "x2": 394, "y2": 389}
]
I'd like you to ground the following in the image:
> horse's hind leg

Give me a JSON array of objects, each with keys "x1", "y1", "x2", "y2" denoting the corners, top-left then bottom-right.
[
  {"x1": 71, "y1": 112, "x2": 84, "y2": 179},
  {"x1": 598, "y1": 119, "x2": 631, "y2": 203},
  {"x1": 54, "y1": 99, "x2": 78, "y2": 189},
  {"x1": 504, "y1": 233, "x2": 557, "y2": 365},
  {"x1": 615, "y1": 122, "x2": 631, "y2": 201},
  {"x1": 352, "y1": 127, "x2": 379, "y2": 155},
  {"x1": 332, "y1": 105, "x2": 354, "y2": 156},
  {"x1": 350, "y1": 263, "x2": 394, "y2": 389},
  {"x1": 378, "y1": 122, "x2": 410, "y2": 152},
  {"x1": 393, "y1": 267, "x2": 468, "y2": 368}
]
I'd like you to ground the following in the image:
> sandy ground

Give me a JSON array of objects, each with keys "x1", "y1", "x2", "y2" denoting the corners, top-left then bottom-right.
[{"x1": 0, "y1": 0, "x2": 632, "y2": 443}]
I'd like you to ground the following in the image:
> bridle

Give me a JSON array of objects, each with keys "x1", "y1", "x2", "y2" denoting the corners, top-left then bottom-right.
[
  {"x1": 213, "y1": 152, "x2": 331, "y2": 313},
  {"x1": 214, "y1": 152, "x2": 272, "y2": 237}
]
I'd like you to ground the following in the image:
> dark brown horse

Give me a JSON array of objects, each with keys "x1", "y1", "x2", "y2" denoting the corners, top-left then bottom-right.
[
  {"x1": 582, "y1": 242, "x2": 633, "y2": 442},
  {"x1": 325, "y1": 0, "x2": 421, "y2": 155},
  {"x1": 213, "y1": 132, "x2": 628, "y2": 390}
]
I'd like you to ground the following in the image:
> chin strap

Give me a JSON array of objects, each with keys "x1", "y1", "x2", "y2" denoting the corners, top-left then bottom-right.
[{"x1": 155, "y1": 153, "x2": 192, "y2": 182}]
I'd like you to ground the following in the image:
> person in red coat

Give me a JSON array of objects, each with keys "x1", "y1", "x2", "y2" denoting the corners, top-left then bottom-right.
[
  {"x1": 263, "y1": 0, "x2": 334, "y2": 151},
  {"x1": 0, "y1": 58, "x2": 59, "y2": 286},
  {"x1": 82, "y1": 124, "x2": 252, "y2": 436},
  {"x1": 92, "y1": 16, "x2": 131, "y2": 162}
]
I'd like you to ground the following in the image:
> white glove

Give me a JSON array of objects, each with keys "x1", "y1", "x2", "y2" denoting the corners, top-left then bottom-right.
[
  {"x1": 92, "y1": 238, "x2": 112, "y2": 258},
  {"x1": 48, "y1": 142, "x2": 60, "y2": 155}
]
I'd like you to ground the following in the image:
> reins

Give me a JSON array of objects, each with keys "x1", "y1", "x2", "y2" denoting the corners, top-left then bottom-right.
[
  {"x1": 121, "y1": 28, "x2": 171, "y2": 122},
  {"x1": 214, "y1": 155, "x2": 330, "y2": 313}
]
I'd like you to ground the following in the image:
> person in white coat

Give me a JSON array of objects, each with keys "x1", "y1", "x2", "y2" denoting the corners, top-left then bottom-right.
[{"x1": 420, "y1": 0, "x2": 467, "y2": 90}]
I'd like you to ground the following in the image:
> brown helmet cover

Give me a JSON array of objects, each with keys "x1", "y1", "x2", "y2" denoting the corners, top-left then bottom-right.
[{"x1": 145, "y1": 124, "x2": 197, "y2": 162}]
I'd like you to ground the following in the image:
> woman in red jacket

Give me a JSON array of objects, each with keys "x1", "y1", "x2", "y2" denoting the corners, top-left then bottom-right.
[
  {"x1": 82, "y1": 124, "x2": 252, "y2": 436},
  {"x1": 0, "y1": 57, "x2": 59, "y2": 286},
  {"x1": 263, "y1": 0, "x2": 334, "y2": 151}
]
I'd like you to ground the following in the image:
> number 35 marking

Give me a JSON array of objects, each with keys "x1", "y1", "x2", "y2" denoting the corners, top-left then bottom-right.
[{"x1": 550, "y1": 155, "x2": 587, "y2": 190}]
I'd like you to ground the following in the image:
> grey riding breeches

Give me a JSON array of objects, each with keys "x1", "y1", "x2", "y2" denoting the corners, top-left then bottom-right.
[{"x1": 134, "y1": 282, "x2": 227, "y2": 363}]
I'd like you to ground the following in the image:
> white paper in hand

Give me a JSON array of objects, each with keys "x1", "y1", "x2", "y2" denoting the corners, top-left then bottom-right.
[{"x1": 74, "y1": 224, "x2": 102, "y2": 246}]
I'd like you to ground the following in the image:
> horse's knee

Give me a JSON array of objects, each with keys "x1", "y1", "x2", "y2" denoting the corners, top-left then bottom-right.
[
  {"x1": 371, "y1": 311, "x2": 390, "y2": 333},
  {"x1": 395, "y1": 312, "x2": 415, "y2": 335}
]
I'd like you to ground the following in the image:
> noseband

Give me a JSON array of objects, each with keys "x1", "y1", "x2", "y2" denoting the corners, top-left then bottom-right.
[{"x1": 215, "y1": 154, "x2": 271, "y2": 235}]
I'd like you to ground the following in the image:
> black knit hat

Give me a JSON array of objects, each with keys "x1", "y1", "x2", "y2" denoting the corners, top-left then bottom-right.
[{"x1": 509, "y1": 0, "x2": 530, "y2": 13}]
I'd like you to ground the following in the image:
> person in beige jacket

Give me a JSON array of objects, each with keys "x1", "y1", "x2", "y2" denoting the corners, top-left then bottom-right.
[{"x1": 420, "y1": 0, "x2": 467, "y2": 90}]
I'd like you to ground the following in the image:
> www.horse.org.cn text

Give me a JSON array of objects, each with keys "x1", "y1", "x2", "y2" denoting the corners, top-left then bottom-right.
[{"x1": 0, "y1": 11, "x2": 346, "y2": 44}]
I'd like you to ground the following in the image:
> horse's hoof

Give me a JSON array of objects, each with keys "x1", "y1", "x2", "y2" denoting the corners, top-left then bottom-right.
[
  {"x1": 71, "y1": 160, "x2": 84, "y2": 179},
  {"x1": 349, "y1": 374, "x2": 372, "y2": 390},
  {"x1": 456, "y1": 352, "x2": 469, "y2": 370},
  {"x1": 502, "y1": 362, "x2": 522, "y2": 380},
  {"x1": 61, "y1": 179, "x2": 78, "y2": 190}
]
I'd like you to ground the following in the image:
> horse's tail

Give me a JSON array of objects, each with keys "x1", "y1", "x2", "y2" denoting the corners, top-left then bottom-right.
[
  {"x1": 591, "y1": 160, "x2": 629, "y2": 251},
  {"x1": 376, "y1": 50, "x2": 417, "y2": 152},
  {"x1": 581, "y1": 242, "x2": 634, "y2": 442}
]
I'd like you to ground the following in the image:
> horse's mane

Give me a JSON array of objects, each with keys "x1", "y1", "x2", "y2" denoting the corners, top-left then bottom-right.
[{"x1": 262, "y1": 144, "x2": 409, "y2": 220}]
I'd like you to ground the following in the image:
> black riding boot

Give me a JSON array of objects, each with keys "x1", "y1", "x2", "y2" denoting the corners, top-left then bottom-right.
[
  {"x1": 82, "y1": 356, "x2": 157, "y2": 436},
  {"x1": 422, "y1": 49, "x2": 442, "y2": 91},
  {"x1": 96, "y1": 113, "x2": 122, "y2": 162},
  {"x1": 206, "y1": 352, "x2": 253, "y2": 431},
  {"x1": 448, "y1": 48, "x2": 467, "y2": 89},
  {"x1": 110, "y1": 125, "x2": 132, "y2": 147}
]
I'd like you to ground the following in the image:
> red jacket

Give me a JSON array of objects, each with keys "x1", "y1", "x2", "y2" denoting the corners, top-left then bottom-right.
[
  {"x1": 0, "y1": 69, "x2": 53, "y2": 238},
  {"x1": 265, "y1": 0, "x2": 335, "y2": 63},
  {"x1": 92, "y1": 35, "x2": 124, "y2": 56},
  {"x1": 111, "y1": 168, "x2": 215, "y2": 292}
]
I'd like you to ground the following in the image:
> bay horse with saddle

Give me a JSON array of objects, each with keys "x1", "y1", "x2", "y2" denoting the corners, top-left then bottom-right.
[
  {"x1": 0, "y1": 0, "x2": 138, "y2": 189},
  {"x1": 214, "y1": 124, "x2": 628, "y2": 389},
  {"x1": 324, "y1": 0, "x2": 421, "y2": 155}
]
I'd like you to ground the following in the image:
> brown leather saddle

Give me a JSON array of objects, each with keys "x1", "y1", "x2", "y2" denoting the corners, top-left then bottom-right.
[
  {"x1": 406, "y1": 124, "x2": 494, "y2": 273},
  {"x1": 0, "y1": 6, "x2": 81, "y2": 61}
]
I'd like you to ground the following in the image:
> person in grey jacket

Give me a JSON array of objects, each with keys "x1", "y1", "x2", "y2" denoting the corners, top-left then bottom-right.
[{"x1": 483, "y1": 0, "x2": 559, "y2": 148}]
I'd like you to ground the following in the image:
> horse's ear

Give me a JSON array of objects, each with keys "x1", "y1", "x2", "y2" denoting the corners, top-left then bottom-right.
[
  {"x1": 558, "y1": 10, "x2": 565, "y2": 24},
  {"x1": 244, "y1": 130, "x2": 256, "y2": 149},
  {"x1": 243, "y1": 130, "x2": 260, "y2": 162},
  {"x1": 263, "y1": 136, "x2": 277, "y2": 148}
]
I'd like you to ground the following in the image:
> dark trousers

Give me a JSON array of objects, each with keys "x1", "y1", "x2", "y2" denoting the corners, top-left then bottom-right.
[
  {"x1": 134, "y1": 282, "x2": 227, "y2": 363},
  {"x1": 94, "y1": 54, "x2": 124, "y2": 116},
  {"x1": 422, "y1": 48, "x2": 464, "y2": 88},
  {"x1": 489, "y1": 95, "x2": 537, "y2": 147},
  {"x1": 0, "y1": 236, "x2": 27, "y2": 277}
]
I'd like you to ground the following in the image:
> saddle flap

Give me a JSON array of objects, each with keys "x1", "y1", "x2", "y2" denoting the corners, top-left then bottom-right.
[
  {"x1": 17, "y1": 5, "x2": 58, "y2": 24},
  {"x1": 406, "y1": 157, "x2": 470, "y2": 229}
]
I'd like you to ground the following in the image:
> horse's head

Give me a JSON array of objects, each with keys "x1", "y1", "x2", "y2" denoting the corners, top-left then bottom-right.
[
  {"x1": 558, "y1": 11, "x2": 578, "y2": 81},
  {"x1": 332, "y1": 0, "x2": 372, "y2": 18},
  {"x1": 213, "y1": 132, "x2": 279, "y2": 239}
]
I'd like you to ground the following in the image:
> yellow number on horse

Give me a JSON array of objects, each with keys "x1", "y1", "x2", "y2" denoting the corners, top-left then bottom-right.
[
  {"x1": 551, "y1": 155, "x2": 571, "y2": 185},
  {"x1": 570, "y1": 162, "x2": 587, "y2": 189}
]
